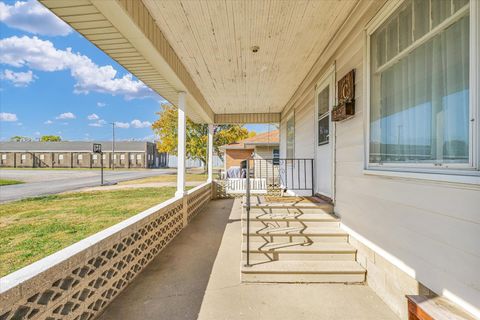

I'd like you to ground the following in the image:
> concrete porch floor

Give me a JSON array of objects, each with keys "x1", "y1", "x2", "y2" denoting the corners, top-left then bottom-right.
[{"x1": 98, "y1": 198, "x2": 399, "y2": 320}]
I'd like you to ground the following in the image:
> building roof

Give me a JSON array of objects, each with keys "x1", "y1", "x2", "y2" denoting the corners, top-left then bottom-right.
[
  {"x1": 220, "y1": 130, "x2": 279, "y2": 150},
  {"x1": 0, "y1": 141, "x2": 154, "y2": 152}
]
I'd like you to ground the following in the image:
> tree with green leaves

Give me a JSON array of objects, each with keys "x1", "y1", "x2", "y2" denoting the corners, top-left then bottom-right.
[
  {"x1": 152, "y1": 104, "x2": 253, "y2": 165},
  {"x1": 40, "y1": 135, "x2": 62, "y2": 142},
  {"x1": 10, "y1": 136, "x2": 32, "y2": 142}
]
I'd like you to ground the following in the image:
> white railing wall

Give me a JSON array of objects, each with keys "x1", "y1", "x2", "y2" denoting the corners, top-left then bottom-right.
[
  {"x1": 225, "y1": 178, "x2": 267, "y2": 194},
  {"x1": 0, "y1": 182, "x2": 212, "y2": 320}
]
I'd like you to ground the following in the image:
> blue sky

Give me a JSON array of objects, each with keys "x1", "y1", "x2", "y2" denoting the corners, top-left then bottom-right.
[{"x1": 0, "y1": 0, "x2": 271, "y2": 142}]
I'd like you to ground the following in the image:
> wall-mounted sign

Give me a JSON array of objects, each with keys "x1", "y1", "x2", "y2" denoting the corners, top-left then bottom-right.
[
  {"x1": 332, "y1": 69, "x2": 355, "y2": 121},
  {"x1": 93, "y1": 143, "x2": 102, "y2": 153}
]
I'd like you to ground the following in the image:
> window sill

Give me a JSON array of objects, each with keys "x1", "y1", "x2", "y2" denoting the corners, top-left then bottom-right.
[{"x1": 363, "y1": 169, "x2": 480, "y2": 187}]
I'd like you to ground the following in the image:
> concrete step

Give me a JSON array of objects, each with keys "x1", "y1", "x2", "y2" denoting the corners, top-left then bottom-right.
[
  {"x1": 242, "y1": 226, "x2": 349, "y2": 243},
  {"x1": 246, "y1": 206, "x2": 334, "y2": 215},
  {"x1": 242, "y1": 212, "x2": 339, "y2": 221},
  {"x1": 242, "y1": 242, "x2": 356, "y2": 261},
  {"x1": 243, "y1": 213, "x2": 340, "y2": 228},
  {"x1": 241, "y1": 260, "x2": 366, "y2": 283}
]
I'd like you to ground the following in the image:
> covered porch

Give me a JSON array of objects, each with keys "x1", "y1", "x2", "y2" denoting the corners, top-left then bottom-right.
[
  {"x1": 2, "y1": 0, "x2": 478, "y2": 319},
  {"x1": 97, "y1": 197, "x2": 397, "y2": 320}
]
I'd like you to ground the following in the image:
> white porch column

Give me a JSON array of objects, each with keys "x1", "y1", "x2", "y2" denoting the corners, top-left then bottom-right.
[
  {"x1": 176, "y1": 91, "x2": 187, "y2": 197},
  {"x1": 207, "y1": 124, "x2": 214, "y2": 182}
]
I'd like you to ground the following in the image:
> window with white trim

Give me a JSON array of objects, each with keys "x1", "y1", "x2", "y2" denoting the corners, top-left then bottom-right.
[
  {"x1": 317, "y1": 86, "x2": 330, "y2": 146},
  {"x1": 286, "y1": 115, "x2": 295, "y2": 159},
  {"x1": 368, "y1": 0, "x2": 476, "y2": 170}
]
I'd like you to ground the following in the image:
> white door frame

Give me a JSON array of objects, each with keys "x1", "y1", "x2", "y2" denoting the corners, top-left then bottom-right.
[{"x1": 314, "y1": 63, "x2": 336, "y2": 200}]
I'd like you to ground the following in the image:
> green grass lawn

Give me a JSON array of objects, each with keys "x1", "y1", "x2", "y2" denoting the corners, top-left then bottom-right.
[
  {"x1": 0, "y1": 187, "x2": 177, "y2": 277},
  {"x1": 0, "y1": 179, "x2": 24, "y2": 186}
]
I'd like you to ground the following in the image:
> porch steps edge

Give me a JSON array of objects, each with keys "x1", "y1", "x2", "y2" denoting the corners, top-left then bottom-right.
[
  {"x1": 242, "y1": 226, "x2": 348, "y2": 236},
  {"x1": 241, "y1": 260, "x2": 366, "y2": 283},
  {"x1": 241, "y1": 242, "x2": 356, "y2": 253}
]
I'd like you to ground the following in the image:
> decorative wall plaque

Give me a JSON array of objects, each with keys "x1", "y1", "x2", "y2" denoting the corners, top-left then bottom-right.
[{"x1": 332, "y1": 69, "x2": 355, "y2": 121}]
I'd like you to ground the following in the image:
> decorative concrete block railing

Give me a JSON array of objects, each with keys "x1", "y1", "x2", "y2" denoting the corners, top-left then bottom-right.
[{"x1": 0, "y1": 182, "x2": 212, "y2": 320}]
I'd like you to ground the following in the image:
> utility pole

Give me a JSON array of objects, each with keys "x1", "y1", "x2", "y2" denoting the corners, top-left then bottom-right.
[{"x1": 111, "y1": 122, "x2": 116, "y2": 170}]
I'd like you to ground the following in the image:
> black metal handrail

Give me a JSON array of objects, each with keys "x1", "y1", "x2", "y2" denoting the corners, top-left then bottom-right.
[
  {"x1": 245, "y1": 159, "x2": 251, "y2": 267},
  {"x1": 243, "y1": 158, "x2": 314, "y2": 267}
]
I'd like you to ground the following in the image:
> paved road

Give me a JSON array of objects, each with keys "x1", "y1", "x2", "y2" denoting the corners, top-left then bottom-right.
[{"x1": 0, "y1": 168, "x2": 176, "y2": 203}]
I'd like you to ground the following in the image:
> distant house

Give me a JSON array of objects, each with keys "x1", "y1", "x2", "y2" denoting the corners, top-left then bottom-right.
[{"x1": 219, "y1": 130, "x2": 279, "y2": 176}]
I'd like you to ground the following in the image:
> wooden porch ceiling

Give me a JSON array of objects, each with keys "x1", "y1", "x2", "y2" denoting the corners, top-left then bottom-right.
[
  {"x1": 143, "y1": 0, "x2": 358, "y2": 115},
  {"x1": 40, "y1": 0, "x2": 358, "y2": 123}
]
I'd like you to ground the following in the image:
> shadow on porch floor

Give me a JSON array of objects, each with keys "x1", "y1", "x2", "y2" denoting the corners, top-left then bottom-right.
[{"x1": 98, "y1": 198, "x2": 399, "y2": 320}]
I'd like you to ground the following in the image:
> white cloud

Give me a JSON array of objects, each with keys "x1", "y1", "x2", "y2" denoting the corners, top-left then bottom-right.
[
  {"x1": 34, "y1": 131, "x2": 40, "y2": 135},
  {"x1": 56, "y1": 112, "x2": 75, "y2": 120},
  {"x1": 115, "y1": 121, "x2": 130, "y2": 129},
  {"x1": 97, "y1": 102, "x2": 106, "y2": 107},
  {"x1": 0, "y1": 112, "x2": 18, "y2": 121},
  {"x1": 44, "y1": 119, "x2": 53, "y2": 124},
  {"x1": 1, "y1": 69, "x2": 36, "y2": 86},
  {"x1": 0, "y1": 0, "x2": 72, "y2": 36},
  {"x1": 88, "y1": 119, "x2": 107, "y2": 127},
  {"x1": 87, "y1": 113, "x2": 99, "y2": 120},
  {"x1": 0, "y1": 36, "x2": 158, "y2": 100},
  {"x1": 131, "y1": 119, "x2": 152, "y2": 128}
]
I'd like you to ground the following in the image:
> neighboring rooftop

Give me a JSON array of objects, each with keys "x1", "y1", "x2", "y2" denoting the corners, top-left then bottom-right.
[
  {"x1": 221, "y1": 130, "x2": 279, "y2": 150},
  {"x1": 0, "y1": 141, "x2": 155, "y2": 152}
]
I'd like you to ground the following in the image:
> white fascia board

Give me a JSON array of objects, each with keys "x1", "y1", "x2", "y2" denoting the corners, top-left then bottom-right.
[{"x1": 90, "y1": 0, "x2": 214, "y2": 123}]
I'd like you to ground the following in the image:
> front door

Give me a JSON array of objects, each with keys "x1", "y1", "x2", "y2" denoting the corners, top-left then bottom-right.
[{"x1": 315, "y1": 69, "x2": 335, "y2": 198}]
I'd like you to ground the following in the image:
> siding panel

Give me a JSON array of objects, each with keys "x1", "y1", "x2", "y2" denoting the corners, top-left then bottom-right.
[{"x1": 280, "y1": 0, "x2": 480, "y2": 317}]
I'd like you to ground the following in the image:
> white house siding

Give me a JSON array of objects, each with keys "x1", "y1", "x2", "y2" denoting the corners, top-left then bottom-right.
[
  {"x1": 294, "y1": 95, "x2": 315, "y2": 159},
  {"x1": 280, "y1": 1, "x2": 480, "y2": 319},
  {"x1": 253, "y1": 146, "x2": 278, "y2": 179},
  {"x1": 277, "y1": 118, "x2": 315, "y2": 195},
  {"x1": 279, "y1": 104, "x2": 316, "y2": 195}
]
